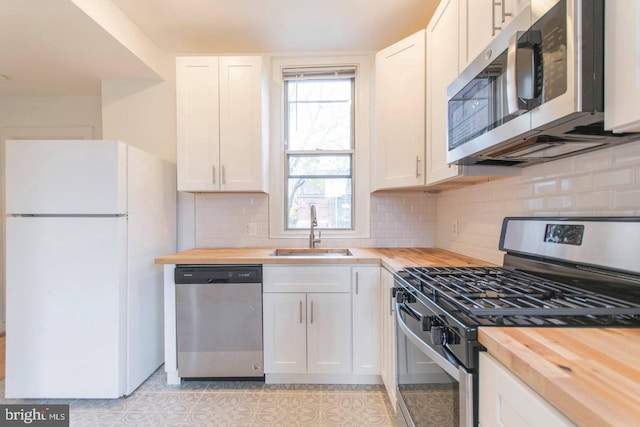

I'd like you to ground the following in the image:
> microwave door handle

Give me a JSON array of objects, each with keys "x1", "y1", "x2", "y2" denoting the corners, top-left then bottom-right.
[
  {"x1": 507, "y1": 31, "x2": 539, "y2": 115},
  {"x1": 507, "y1": 32, "x2": 526, "y2": 115}
]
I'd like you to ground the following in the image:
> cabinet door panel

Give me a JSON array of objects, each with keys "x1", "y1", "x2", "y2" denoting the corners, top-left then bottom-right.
[
  {"x1": 219, "y1": 56, "x2": 266, "y2": 191},
  {"x1": 307, "y1": 293, "x2": 352, "y2": 374},
  {"x1": 352, "y1": 267, "x2": 380, "y2": 375},
  {"x1": 605, "y1": 1, "x2": 640, "y2": 132},
  {"x1": 479, "y1": 353, "x2": 575, "y2": 427},
  {"x1": 374, "y1": 30, "x2": 426, "y2": 190},
  {"x1": 176, "y1": 57, "x2": 220, "y2": 191},
  {"x1": 263, "y1": 293, "x2": 306, "y2": 374},
  {"x1": 426, "y1": 0, "x2": 461, "y2": 184},
  {"x1": 380, "y1": 268, "x2": 397, "y2": 408}
]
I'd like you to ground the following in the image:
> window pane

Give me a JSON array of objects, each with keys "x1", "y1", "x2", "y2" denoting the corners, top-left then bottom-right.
[
  {"x1": 287, "y1": 79, "x2": 352, "y2": 150},
  {"x1": 286, "y1": 177, "x2": 352, "y2": 229},
  {"x1": 288, "y1": 154, "x2": 351, "y2": 177}
]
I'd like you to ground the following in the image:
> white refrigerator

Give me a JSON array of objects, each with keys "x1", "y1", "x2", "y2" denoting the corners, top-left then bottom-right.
[{"x1": 4, "y1": 139, "x2": 176, "y2": 398}]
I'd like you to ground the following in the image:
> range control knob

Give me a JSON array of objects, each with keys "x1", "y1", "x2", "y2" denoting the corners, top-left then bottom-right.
[
  {"x1": 431, "y1": 326, "x2": 444, "y2": 346},
  {"x1": 421, "y1": 315, "x2": 437, "y2": 332}
]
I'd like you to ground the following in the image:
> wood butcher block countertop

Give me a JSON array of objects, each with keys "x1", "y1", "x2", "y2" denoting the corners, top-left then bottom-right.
[
  {"x1": 154, "y1": 247, "x2": 491, "y2": 271},
  {"x1": 480, "y1": 328, "x2": 640, "y2": 427}
]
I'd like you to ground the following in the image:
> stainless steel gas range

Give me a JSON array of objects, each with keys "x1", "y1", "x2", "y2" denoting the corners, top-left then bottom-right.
[{"x1": 394, "y1": 217, "x2": 640, "y2": 427}]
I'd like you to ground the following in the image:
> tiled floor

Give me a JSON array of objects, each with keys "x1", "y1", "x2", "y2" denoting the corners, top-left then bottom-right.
[{"x1": 1, "y1": 367, "x2": 396, "y2": 426}]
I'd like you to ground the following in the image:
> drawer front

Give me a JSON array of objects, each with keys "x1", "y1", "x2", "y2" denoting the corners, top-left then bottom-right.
[{"x1": 263, "y1": 265, "x2": 352, "y2": 293}]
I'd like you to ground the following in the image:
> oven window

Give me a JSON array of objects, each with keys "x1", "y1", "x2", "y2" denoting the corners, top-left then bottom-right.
[
  {"x1": 397, "y1": 322, "x2": 460, "y2": 426},
  {"x1": 397, "y1": 333, "x2": 460, "y2": 427}
]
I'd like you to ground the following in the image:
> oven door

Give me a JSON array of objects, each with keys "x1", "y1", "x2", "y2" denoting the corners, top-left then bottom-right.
[{"x1": 395, "y1": 298, "x2": 473, "y2": 427}]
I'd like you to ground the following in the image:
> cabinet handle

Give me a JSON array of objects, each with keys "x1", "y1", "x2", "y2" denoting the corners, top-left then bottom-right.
[
  {"x1": 390, "y1": 288, "x2": 394, "y2": 316},
  {"x1": 492, "y1": 1, "x2": 501, "y2": 36},
  {"x1": 222, "y1": 165, "x2": 226, "y2": 184},
  {"x1": 415, "y1": 156, "x2": 421, "y2": 178},
  {"x1": 310, "y1": 301, "x2": 314, "y2": 324},
  {"x1": 299, "y1": 300, "x2": 303, "y2": 324},
  {"x1": 212, "y1": 165, "x2": 216, "y2": 184},
  {"x1": 355, "y1": 272, "x2": 359, "y2": 295},
  {"x1": 502, "y1": 0, "x2": 512, "y2": 23}
]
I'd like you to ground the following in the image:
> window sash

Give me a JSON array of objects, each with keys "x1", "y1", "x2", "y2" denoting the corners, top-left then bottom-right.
[{"x1": 283, "y1": 73, "x2": 356, "y2": 231}]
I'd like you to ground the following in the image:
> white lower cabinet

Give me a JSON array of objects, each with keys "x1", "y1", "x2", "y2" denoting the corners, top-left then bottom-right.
[
  {"x1": 479, "y1": 352, "x2": 576, "y2": 427},
  {"x1": 263, "y1": 292, "x2": 351, "y2": 375},
  {"x1": 262, "y1": 292, "x2": 307, "y2": 374},
  {"x1": 352, "y1": 266, "x2": 380, "y2": 375},
  {"x1": 379, "y1": 268, "x2": 397, "y2": 409},
  {"x1": 263, "y1": 264, "x2": 380, "y2": 383}
]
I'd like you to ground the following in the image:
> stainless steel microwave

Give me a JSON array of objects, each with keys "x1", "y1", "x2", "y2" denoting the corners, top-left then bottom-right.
[{"x1": 446, "y1": 0, "x2": 639, "y2": 167}]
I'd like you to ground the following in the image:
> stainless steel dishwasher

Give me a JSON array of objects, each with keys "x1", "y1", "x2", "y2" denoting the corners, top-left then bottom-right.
[{"x1": 175, "y1": 265, "x2": 263, "y2": 379}]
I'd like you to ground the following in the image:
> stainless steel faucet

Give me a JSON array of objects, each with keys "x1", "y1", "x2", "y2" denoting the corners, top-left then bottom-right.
[{"x1": 309, "y1": 204, "x2": 321, "y2": 248}]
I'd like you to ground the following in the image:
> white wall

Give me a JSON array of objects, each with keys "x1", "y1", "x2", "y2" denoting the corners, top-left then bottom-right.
[
  {"x1": 437, "y1": 140, "x2": 640, "y2": 265},
  {"x1": 192, "y1": 191, "x2": 437, "y2": 248},
  {"x1": 0, "y1": 96, "x2": 102, "y2": 135},
  {"x1": 101, "y1": 78, "x2": 176, "y2": 163}
]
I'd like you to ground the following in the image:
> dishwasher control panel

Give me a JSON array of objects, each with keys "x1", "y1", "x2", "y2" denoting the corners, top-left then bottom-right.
[{"x1": 175, "y1": 265, "x2": 262, "y2": 284}]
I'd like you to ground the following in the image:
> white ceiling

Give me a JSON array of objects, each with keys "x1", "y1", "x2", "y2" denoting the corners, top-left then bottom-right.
[
  {"x1": 0, "y1": 0, "x2": 438, "y2": 97},
  {"x1": 109, "y1": 0, "x2": 439, "y2": 54}
]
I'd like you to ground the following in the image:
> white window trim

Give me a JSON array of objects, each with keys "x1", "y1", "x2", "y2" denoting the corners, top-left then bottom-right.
[{"x1": 268, "y1": 54, "x2": 372, "y2": 239}]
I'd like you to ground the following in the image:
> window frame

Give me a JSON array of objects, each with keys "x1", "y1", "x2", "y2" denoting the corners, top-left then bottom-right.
[
  {"x1": 283, "y1": 74, "x2": 356, "y2": 231},
  {"x1": 268, "y1": 55, "x2": 372, "y2": 239}
]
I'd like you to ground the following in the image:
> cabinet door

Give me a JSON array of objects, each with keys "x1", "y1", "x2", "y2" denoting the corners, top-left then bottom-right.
[
  {"x1": 176, "y1": 56, "x2": 220, "y2": 191},
  {"x1": 426, "y1": 0, "x2": 461, "y2": 184},
  {"x1": 605, "y1": 1, "x2": 640, "y2": 132},
  {"x1": 379, "y1": 268, "x2": 397, "y2": 409},
  {"x1": 352, "y1": 266, "x2": 380, "y2": 375},
  {"x1": 263, "y1": 293, "x2": 307, "y2": 374},
  {"x1": 461, "y1": 0, "x2": 494, "y2": 70},
  {"x1": 307, "y1": 293, "x2": 352, "y2": 375},
  {"x1": 374, "y1": 30, "x2": 426, "y2": 190},
  {"x1": 461, "y1": 0, "x2": 529, "y2": 70},
  {"x1": 219, "y1": 56, "x2": 266, "y2": 192},
  {"x1": 479, "y1": 353, "x2": 576, "y2": 427}
]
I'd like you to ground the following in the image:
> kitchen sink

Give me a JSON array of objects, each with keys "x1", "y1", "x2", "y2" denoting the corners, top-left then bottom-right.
[{"x1": 270, "y1": 248, "x2": 352, "y2": 257}]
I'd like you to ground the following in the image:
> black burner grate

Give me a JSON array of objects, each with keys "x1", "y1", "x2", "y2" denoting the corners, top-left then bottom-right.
[{"x1": 400, "y1": 266, "x2": 640, "y2": 326}]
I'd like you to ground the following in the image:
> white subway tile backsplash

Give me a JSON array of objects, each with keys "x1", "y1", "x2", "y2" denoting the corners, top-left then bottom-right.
[
  {"x1": 533, "y1": 179, "x2": 558, "y2": 194},
  {"x1": 559, "y1": 174, "x2": 592, "y2": 192},
  {"x1": 593, "y1": 168, "x2": 633, "y2": 189},
  {"x1": 576, "y1": 190, "x2": 612, "y2": 210},
  {"x1": 193, "y1": 190, "x2": 437, "y2": 248},
  {"x1": 437, "y1": 140, "x2": 640, "y2": 263},
  {"x1": 574, "y1": 150, "x2": 612, "y2": 172},
  {"x1": 613, "y1": 142, "x2": 640, "y2": 165},
  {"x1": 545, "y1": 195, "x2": 574, "y2": 210},
  {"x1": 523, "y1": 197, "x2": 545, "y2": 211},
  {"x1": 614, "y1": 188, "x2": 640, "y2": 210}
]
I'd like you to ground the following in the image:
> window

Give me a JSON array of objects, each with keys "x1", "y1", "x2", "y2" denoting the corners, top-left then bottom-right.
[
  {"x1": 268, "y1": 55, "x2": 371, "y2": 239},
  {"x1": 284, "y1": 69, "x2": 355, "y2": 230}
]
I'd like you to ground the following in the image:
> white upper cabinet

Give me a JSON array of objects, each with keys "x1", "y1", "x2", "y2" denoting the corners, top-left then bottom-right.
[
  {"x1": 605, "y1": 1, "x2": 640, "y2": 133},
  {"x1": 460, "y1": 0, "x2": 529, "y2": 69},
  {"x1": 426, "y1": 0, "x2": 462, "y2": 185},
  {"x1": 373, "y1": 30, "x2": 426, "y2": 190},
  {"x1": 176, "y1": 56, "x2": 268, "y2": 192}
]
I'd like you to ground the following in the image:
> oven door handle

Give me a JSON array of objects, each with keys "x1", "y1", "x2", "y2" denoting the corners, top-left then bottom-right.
[{"x1": 396, "y1": 302, "x2": 461, "y2": 379}]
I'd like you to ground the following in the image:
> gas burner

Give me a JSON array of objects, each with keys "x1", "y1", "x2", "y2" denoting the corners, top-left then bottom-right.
[{"x1": 400, "y1": 265, "x2": 640, "y2": 326}]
